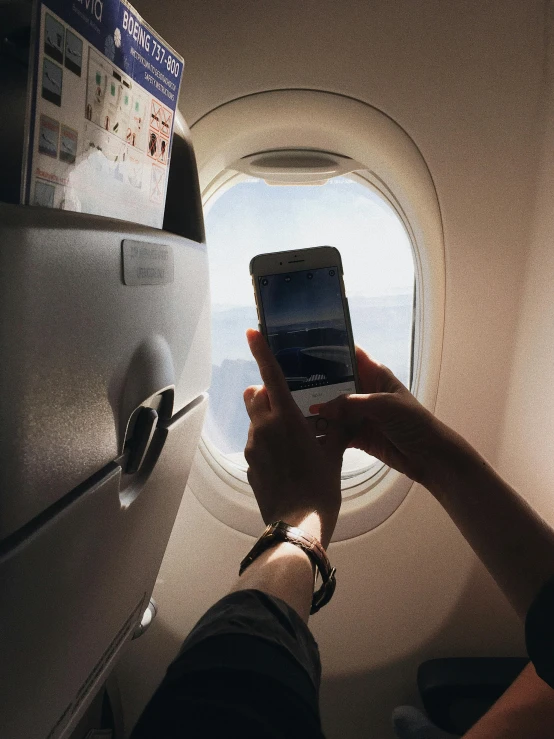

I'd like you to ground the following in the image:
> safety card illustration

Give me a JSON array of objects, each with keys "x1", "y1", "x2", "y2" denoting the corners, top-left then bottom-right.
[{"x1": 23, "y1": 0, "x2": 184, "y2": 228}]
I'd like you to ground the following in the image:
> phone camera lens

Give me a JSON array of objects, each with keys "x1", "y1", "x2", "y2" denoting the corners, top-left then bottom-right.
[
  {"x1": 307, "y1": 272, "x2": 313, "y2": 279},
  {"x1": 261, "y1": 278, "x2": 268, "y2": 286},
  {"x1": 329, "y1": 269, "x2": 335, "y2": 276},
  {"x1": 284, "y1": 275, "x2": 291, "y2": 282}
]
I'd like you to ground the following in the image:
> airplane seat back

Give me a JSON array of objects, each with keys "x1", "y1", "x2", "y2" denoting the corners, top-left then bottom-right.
[
  {"x1": 0, "y1": 8, "x2": 29, "y2": 206},
  {"x1": 0, "y1": 6, "x2": 210, "y2": 739}
]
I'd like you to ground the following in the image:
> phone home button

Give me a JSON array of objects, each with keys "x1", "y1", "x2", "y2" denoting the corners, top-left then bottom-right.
[{"x1": 316, "y1": 417, "x2": 328, "y2": 433}]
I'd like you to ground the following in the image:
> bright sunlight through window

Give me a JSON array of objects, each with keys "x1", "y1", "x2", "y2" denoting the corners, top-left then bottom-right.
[{"x1": 203, "y1": 176, "x2": 415, "y2": 481}]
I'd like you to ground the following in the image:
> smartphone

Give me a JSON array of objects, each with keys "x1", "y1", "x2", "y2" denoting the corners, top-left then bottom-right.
[{"x1": 250, "y1": 246, "x2": 359, "y2": 417}]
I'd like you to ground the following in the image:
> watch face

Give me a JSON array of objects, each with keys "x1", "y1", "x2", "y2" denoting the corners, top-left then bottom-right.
[
  {"x1": 262, "y1": 524, "x2": 281, "y2": 544},
  {"x1": 254, "y1": 524, "x2": 280, "y2": 552}
]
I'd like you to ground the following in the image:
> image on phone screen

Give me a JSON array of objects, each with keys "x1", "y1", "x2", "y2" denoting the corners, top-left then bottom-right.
[{"x1": 258, "y1": 266, "x2": 356, "y2": 415}]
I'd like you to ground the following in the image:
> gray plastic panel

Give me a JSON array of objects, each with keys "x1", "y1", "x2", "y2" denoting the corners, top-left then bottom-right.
[
  {"x1": 0, "y1": 204, "x2": 211, "y2": 541},
  {"x1": 0, "y1": 394, "x2": 208, "y2": 739}
]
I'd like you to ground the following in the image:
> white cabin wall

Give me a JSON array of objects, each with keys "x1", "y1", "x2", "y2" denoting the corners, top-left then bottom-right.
[
  {"x1": 497, "y1": 8, "x2": 554, "y2": 524},
  {"x1": 118, "y1": 2, "x2": 547, "y2": 737}
]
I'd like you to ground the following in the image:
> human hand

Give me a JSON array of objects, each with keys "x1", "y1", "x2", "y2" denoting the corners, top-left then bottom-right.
[
  {"x1": 311, "y1": 347, "x2": 462, "y2": 492},
  {"x1": 243, "y1": 329, "x2": 348, "y2": 549}
]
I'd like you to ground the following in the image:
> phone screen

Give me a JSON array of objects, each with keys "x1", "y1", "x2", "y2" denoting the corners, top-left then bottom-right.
[{"x1": 258, "y1": 266, "x2": 356, "y2": 415}]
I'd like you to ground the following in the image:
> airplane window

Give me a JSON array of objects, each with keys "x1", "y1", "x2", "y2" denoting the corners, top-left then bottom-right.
[{"x1": 203, "y1": 176, "x2": 415, "y2": 483}]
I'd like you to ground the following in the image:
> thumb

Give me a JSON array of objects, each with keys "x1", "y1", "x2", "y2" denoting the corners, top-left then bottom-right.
[{"x1": 316, "y1": 392, "x2": 397, "y2": 424}]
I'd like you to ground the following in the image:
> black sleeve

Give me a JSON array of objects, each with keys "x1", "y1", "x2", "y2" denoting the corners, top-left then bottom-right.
[
  {"x1": 130, "y1": 589, "x2": 325, "y2": 739},
  {"x1": 525, "y1": 575, "x2": 554, "y2": 688}
]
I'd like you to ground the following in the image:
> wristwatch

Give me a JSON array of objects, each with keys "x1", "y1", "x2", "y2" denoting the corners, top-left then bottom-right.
[{"x1": 239, "y1": 521, "x2": 337, "y2": 614}]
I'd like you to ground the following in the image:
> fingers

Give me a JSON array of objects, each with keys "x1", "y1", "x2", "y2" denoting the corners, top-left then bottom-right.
[
  {"x1": 355, "y1": 345, "x2": 405, "y2": 393},
  {"x1": 243, "y1": 384, "x2": 270, "y2": 421},
  {"x1": 355, "y1": 344, "x2": 379, "y2": 365},
  {"x1": 355, "y1": 346, "x2": 382, "y2": 387},
  {"x1": 318, "y1": 420, "x2": 350, "y2": 459},
  {"x1": 313, "y1": 392, "x2": 393, "y2": 423},
  {"x1": 246, "y1": 329, "x2": 294, "y2": 409}
]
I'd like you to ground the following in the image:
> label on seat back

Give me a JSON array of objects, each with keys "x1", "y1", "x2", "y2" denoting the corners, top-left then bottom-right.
[
  {"x1": 122, "y1": 239, "x2": 174, "y2": 285},
  {"x1": 22, "y1": 0, "x2": 184, "y2": 228}
]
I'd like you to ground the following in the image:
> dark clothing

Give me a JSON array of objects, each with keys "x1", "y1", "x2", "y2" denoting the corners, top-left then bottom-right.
[
  {"x1": 132, "y1": 579, "x2": 554, "y2": 738},
  {"x1": 525, "y1": 575, "x2": 554, "y2": 689},
  {"x1": 130, "y1": 590, "x2": 324, "y2": 738}
]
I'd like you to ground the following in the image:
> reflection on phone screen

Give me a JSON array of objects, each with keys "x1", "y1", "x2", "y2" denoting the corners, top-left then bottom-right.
[{"x1": 259, "y1": 266, "x2": 356, "y2": 414}]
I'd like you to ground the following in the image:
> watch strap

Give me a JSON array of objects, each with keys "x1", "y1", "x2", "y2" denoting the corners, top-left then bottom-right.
[{"x1": 239, "y1": 521, "x2": 337, "y2": 614}]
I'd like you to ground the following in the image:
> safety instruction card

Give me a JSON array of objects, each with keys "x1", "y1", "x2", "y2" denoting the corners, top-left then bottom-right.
[{"x1": 23, "y1": 0, "x2": 184, "y2": 228}]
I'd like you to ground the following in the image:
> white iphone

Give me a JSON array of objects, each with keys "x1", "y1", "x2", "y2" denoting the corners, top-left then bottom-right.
[{"x1": 250, "y1": 246, "x2": 360, "y2": 417}]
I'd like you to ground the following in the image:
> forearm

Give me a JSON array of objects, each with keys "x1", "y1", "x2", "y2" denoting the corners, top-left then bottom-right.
[
  {"x1": 231, "y1": 512, "x2": 331, "y2": 623},
  {"x1": 231, "y1": 542, "x2": 315, "y2": 622},
  {"x1": 464, "y1": 662, "x2": 554, "y2": 739},
  {"x1": 427, "y1": 431, "x2": 554, "y2": 619}
]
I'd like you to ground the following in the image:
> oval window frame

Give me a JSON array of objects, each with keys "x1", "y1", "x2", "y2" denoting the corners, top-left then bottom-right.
[{"x1": 187, "y1": 90, "x2": 445, "y2": 541}]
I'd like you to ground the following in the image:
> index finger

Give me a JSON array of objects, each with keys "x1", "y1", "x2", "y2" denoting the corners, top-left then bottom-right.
[{"x1": 246, "y1": 329, "x2": 294, "y2": 409}]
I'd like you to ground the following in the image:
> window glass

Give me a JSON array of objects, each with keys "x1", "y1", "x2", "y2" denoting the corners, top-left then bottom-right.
[{"x1": 204, "y1": 176, "x2": 414, "y2": 479}]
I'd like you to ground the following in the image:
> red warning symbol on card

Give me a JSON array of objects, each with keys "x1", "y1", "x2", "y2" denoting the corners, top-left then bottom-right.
[
  {"x1": 150, "y1": 99, "x2": 172, "y2": 139},
  {"x1": 160, "y1": 106, "x2": 172, "y2": 139},
  {"x1": 150, "y1": 100, "x2": 162, "y2": 132},
  {"x1": 148, "y1": 130, "x2": 159, "y2": 160},
  {"x1": 150, "y1": 165, "x2": 164, "y2": 203}
]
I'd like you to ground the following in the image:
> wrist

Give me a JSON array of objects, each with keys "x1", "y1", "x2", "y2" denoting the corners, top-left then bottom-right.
[
  {"x1": 245, "y1": 540, "x2": 316, "y2": 574},
  {"x1": 237, "y1": 520, "x2": 338, "y2": 618},
  {"x1": 275, "y1": 509, "x2": 338, "y2": 550}
]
